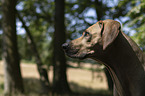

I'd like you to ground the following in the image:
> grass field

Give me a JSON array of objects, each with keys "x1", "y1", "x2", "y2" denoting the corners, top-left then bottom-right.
[{"x1": 0, "y1": 61, "x2": 112, "y2": 96}]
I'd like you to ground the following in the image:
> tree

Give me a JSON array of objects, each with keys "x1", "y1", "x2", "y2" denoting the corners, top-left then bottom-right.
[
  {"x1": 17, "y1": 12, "x2": 50, "y2": 93},
  {"x1": 126, "y1": 1, "x2": 145, "y2": 51},
  {"x1": 52, "y1": 0, "x2": 71, "y2": 94},
  {"x1": 17, "y1": 0, "x2": 54, "y2": 64},
  {"x1": 2, "y1": 0, "x2": 24, "y2": 95}
]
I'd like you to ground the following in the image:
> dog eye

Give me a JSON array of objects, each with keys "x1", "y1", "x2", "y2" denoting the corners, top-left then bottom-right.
[{"x1": 84, "y1": 32, "x2": 90, "y2": 37}]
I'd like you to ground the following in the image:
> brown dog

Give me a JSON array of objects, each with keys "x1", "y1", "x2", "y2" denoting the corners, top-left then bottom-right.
[{"x1": 62, "y1": 19, "x2": 145, "y2": 96}]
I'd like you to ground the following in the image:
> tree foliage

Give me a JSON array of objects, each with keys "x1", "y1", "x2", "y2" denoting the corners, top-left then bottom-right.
[
  {"x1": 16, "y1": 0, "x2": 54, "y2": 65},
  {"x1": 126, "y1": 0, "x2": 145, "y2": 51},
  {"x1": 0, "y1": 0, "x2": 132, "y2": 62}
]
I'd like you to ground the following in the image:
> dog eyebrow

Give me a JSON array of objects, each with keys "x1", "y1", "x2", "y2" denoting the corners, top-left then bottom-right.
[
  {"x1": 83, "y1": 30, "x2": 90, "y2": 34},
  {"x1": 84, "y1": 30, "x2": 89, "y2": 32}
]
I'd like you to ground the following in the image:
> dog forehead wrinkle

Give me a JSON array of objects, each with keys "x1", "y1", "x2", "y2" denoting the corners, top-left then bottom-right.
[
  {"x1": 71, "y1": 37, "x2": 82, "y2": 45},
  {"x1": 86, "y1": 23, "x2": 101, "y2": 34},
  {"x1": 91, "y1": 36, "x2": 101, "y2": 43},
  {"x1": 82, "y1": 39, "x2": 88, "y2": 45}
]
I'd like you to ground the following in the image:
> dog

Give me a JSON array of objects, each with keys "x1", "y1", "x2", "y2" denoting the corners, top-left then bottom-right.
[{"x1": 62, "y1": 19, "x2": 145, "y2": 96}]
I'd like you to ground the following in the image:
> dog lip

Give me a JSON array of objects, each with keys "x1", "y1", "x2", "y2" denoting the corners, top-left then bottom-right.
[
  {"x1": 63, "y1": 47, "x2": 88, "y2": 59},
  {"x1": 65, "y1": 52, "x2": 87, "y2": 59},
  {"x1": 63, "y1": 48, "x2": 79, "y2": 54}
]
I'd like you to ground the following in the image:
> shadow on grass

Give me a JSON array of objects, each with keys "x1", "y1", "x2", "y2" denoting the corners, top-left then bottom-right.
[
  {"x1": 0, "y1": 74, "x2": 4, "y2": 94},
  {"x1": 24, "y1": 78, "x2": 112, "y2": 96},
  {"x1": 0, "y1": 76, "x2": 112, "y2": 96},
  {"x1": 23, "y1": 77, "x2": 43, "y2": 96},
  {"x1": 70, "y1": 81, "x2": 112, "y2": 96}
]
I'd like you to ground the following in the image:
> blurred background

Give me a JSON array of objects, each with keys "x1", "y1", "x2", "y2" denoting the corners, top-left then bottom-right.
[{"x1": 0, "y1": 0, "x2": 145, "y2": 96}]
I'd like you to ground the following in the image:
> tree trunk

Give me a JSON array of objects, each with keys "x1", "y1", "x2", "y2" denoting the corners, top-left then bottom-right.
[
  {"x1": 17, "y1": 12, "x2": 50, "y2": 93},
  {"x1": 52, "y1": 0, "x2": 71, "y2": 94},
  {"x1": 2, "y1": 0, "x2": 24, "y2": 95},
  {"x1": 94, "y1": 0, "x2": 104, "y2": 20},
  {"x1": 94, "y1": 0, "x2": 113, "y2": 91}
]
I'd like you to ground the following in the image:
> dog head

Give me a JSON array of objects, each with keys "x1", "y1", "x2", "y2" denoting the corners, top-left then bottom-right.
[{"x1": 62, "y1": 19, "x2": 121, "y2": 59}]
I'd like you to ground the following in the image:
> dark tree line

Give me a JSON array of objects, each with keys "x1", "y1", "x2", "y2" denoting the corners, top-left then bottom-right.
[
  {"x1": 2, "y1": 0, "x2": 24, "y2": 94},
  {"x1": 53, "y1": 0, "x2": 71, "y2": 94},
  {"x1": 1, "y1": 0, "x2": 70, "y2": 95},
  {"x1": 17, "y1": 12, "x2": 50, "y2": 93}
]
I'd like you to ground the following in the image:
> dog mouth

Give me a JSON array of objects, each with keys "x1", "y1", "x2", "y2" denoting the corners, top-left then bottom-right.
[
  {"x1": 62, "y1": 43, "x2": 92, "y2": 59},
  {"x1": 63, "y1": 48, "x2": 87, "y2": 59},
  {"x1": 66, "y1": 52, "x2": 87, "y2": 59}
]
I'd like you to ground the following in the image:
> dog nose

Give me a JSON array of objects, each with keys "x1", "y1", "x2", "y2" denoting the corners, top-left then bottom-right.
[{"x1": 62, "y1": 43, "x2": 69, "y2": 50}]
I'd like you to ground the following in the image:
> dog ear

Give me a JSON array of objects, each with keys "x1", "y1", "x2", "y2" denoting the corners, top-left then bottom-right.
[{"x1": 101, "y1": 20, "x2": 121, "y2": 50}]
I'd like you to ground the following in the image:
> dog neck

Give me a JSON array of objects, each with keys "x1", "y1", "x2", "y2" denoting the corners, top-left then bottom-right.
[{"x1": 92, "y1": 32, "x2": 145, "y2": 96}]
